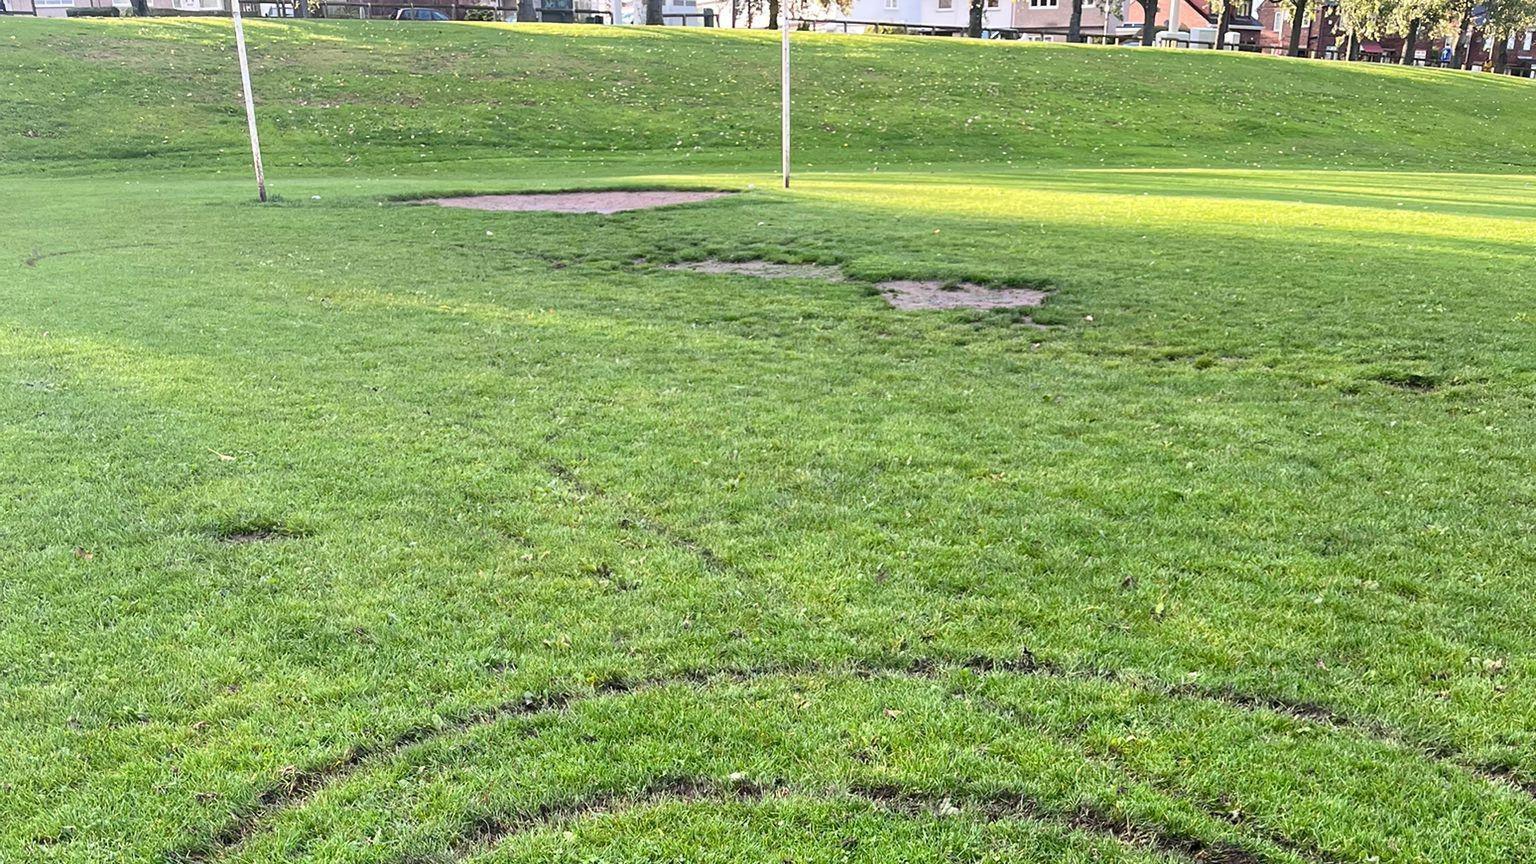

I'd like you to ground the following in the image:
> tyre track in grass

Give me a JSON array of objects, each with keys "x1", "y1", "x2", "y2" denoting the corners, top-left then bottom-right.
[
  {"x1": 415, "y1": 776, "x2": 1268, "y2": 864},
  {"x1": 969, "y1": 691, "x2": 1353, "y2": 864},
  {"x1": 166, "y1": 649, "x2": 1532, "y2": 864},
  {"x1": 547, "y1": 461, "x2": 736, "y2": 576},
  {"x1": 20, "y1": 242, "x2": 171, "y2": 268},
  {"x1": 158, "y1": 458, "x2": 1536, "y2": 861},
  {"x1": 540, "y1": 457, "x2": 1535, "y2": 802}
]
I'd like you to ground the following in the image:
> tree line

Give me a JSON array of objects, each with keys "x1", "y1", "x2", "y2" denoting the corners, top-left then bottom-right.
[
  {"x1": 624, "y1": 0, "x2": 1532, "y2": 72},
  {"x1": 1039, "y1": 0, "x2": 1535, "y2": 69}
]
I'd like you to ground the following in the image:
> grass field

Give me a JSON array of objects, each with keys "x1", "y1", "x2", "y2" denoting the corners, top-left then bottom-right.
[{"x1": 3, "y1": 17, "x2": 1536, "y2": 864}]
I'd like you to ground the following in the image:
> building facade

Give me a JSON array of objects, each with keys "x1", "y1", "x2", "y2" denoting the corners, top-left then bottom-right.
[
  {"x1": 1010, "y1": 0, "x2": 1122, "y2": 38},
  {"x1": 14, "y1": 0, "x2": 228, "y2": 16},
  {"x1": 796, "y1": 0, "x2": 1014, "y2": 33},
  {"x1": 1119, "y1": 0, "x2": 1263, "y2": 45}
]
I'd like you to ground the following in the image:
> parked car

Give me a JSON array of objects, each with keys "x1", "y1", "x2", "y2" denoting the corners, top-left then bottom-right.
[{"x1": 392, "y1": 8, "x2": 450, "y2": 19}]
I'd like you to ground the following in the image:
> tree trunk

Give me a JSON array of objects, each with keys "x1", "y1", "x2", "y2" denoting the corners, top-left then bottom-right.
[
  {"x1": 1344, "y1": 30, "x2": 1359, "y2": 60},
  {"x1": 1399, "y1": 17, "x2": 1419, "y2": 63},
  {"x1": 517, "y1": 0, "x2": 536, "y2": 21},
  {"x1": 645, "y1": 0, "x2": 663, "y2": 23},
  {"x1": 1287, "y1": 0, "x2": 1307, "y2": 55},
  {"x1": 1214, "y1": 3, "x2": 1231, "y2": 49},
  {"x1": 130, "y1": 0, "x2": 147, "y2": 14},
  {"x1": 1140, "y1": 0, "x2": 1158, "y2": 44},
  {"x1": 967, "y1": 0, "x2": 984, "y2": 36},
  {"x1": 1067, "y1": 0, "x2": 1084, "y2": 42},
  {"x1": 1461, "y1": 28, "x2": 1478, "y2": 67},
  {"x1": 767, "y1": 0, "x2": 778, "y2": 28},
  {"x1": 1450, "y1": 15, "x2": 1470, "y2": 66},
  {"x1": 1493, "y1": 36, "x2": 1509, "y2": 72}
]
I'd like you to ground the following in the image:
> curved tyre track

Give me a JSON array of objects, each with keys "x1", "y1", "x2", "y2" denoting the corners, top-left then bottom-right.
[
  {"x1": 166, "y1": 650, "x2": 1533, "y2": 864},
  {"x1": 415, "y1": 776, "x2": 1266, "y2": 864}
]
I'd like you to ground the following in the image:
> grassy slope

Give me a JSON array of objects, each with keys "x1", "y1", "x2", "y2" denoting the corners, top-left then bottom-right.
[
  {"x1": 4, "y1": 19, "x2": 1536, "y2": 174},
  {"x1": 3, "y1": 18, "x2": 1536, "y2": 864}
]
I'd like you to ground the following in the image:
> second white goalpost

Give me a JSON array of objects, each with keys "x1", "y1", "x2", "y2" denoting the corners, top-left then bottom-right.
[{"x1": 781, "y1": 22, "x2": 790, "y2": 189}]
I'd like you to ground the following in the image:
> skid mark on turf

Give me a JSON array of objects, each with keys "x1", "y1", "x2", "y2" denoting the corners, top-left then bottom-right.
[
  {"x1": 419, "y1": 776, "x2": 1266, "y2": 864},
  {"x1": 852, "y1": 782, "x2": 1265, "y2": 864},
  {"x1": 547, "y1": 461, "x2": 736, "y2": 575},
  {"x1": 1143, "y1": 672, "x2": 1532, "y2": 798},
  {"x1": 970, "y1": 692, "x2": 1350, "y2": 864},
  {"x1": 168, "y1": 651, "x2": 1505, "y2": 864},
  {"x1": 169, "y1": 665, "x2": 798, "y2": 863},
  {"x1": 20, "y1": 242, "x2": 169, "y2": 268},
  {"x1": 1486, "y1": 765, "x2": 1536, "y2": 800},
  {"x1": 970, "y1": 645, "x2": 1534, "y2": 801}
]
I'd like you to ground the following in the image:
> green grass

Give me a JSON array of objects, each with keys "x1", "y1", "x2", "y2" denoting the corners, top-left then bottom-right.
[
  {"x1": 3, "y1": 17, "x2": 1536, "y2": 864},
  {"x1": 6, "y1": 18, "x2": 1536, "y2": 175}
]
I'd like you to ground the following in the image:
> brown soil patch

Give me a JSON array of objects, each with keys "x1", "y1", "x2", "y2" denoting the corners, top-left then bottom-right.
[
  {"x1": 879, "y1": 280, "x2": 1048, "y2": 311},
  {"x1": 663, "y1": 260, "x2": 847, "y2": 281},
  {"x1": 423, "y1": 191, "x2": 733, "y2": 214}
]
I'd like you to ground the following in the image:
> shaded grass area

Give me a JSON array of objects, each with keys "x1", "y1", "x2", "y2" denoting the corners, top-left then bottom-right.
[{"x1": 3, "y1": 18, "x2": 1536, "y2": 864}]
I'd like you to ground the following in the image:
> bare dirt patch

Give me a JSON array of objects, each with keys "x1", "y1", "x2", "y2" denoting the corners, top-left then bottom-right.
[
  {"x1": 878, "y1": 280, "x2": 1049, "y2": 311},
  {"x1": 663, "y1": 260, "x2": 847, "y2": 281},
  {"x1": 423, "y1": 191, "x2": 733, "y2": 214}
]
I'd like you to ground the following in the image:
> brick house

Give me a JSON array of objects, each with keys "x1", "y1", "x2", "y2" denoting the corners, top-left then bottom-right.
[
  {"x1": 1118, "y1": 0, "x2": 1264, "y2": 46},
  {"x1": 1010, "y1": 0, "x2": 1123, "y2": 39}
]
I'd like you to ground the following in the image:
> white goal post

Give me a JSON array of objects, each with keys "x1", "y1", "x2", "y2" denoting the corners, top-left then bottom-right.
[
  {"x1": 781, "y1": 22, "x2": 791, "y2": 189},
  {"x1": 232, "y1": 2, "x2": 268, "y2": 202}
]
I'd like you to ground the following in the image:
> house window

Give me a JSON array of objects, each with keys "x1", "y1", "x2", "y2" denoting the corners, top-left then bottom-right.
[
  {"x1": 884, "y1": 0, "x2": 897, "y2": 8},
  {"x1": 938, "y1": 0, "x2": 951, "y2": 7},
  {"x1": 1029, "y1": 0, "x2": 1058, "y2": 7}
]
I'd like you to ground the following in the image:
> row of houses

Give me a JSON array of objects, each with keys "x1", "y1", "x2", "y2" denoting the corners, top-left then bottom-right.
[
  {"x1": 783, "y1": 0, "x2": 1532, "y2": 71},
  {"x1": 3, "y1": 0, "x2": 646, "y2": 20},
  {"x1": 4, "y1": 0, "x2": 229, "y2": 13},
  {"x1": 6, "y1": 0, "x2": 1531, "y2": 73}
]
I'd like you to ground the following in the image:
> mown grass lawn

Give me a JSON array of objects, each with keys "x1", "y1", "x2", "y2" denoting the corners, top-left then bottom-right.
[{"x1": 2, "y1": 17, "x2": 1536, "y2": 864}]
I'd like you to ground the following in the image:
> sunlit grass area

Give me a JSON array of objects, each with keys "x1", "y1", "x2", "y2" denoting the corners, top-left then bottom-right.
[{"x1": 2, "y1": 17, "x2": 1535, "y2": 864}]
